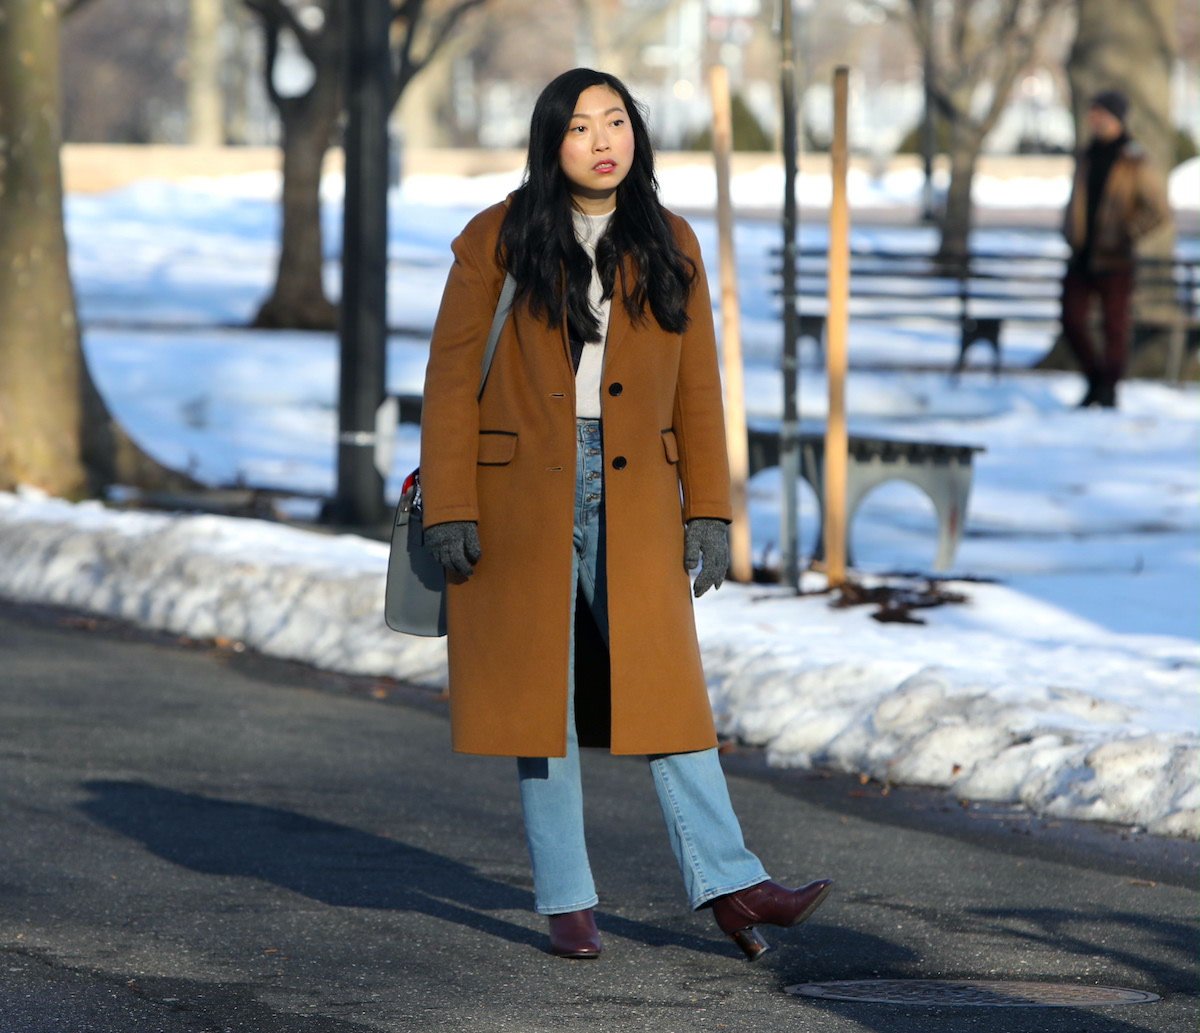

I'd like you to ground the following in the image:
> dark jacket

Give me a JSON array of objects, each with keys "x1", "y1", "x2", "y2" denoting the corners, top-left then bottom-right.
[{"x1": 1063, "y1": 138, "x2": 1170, "y2": 273}]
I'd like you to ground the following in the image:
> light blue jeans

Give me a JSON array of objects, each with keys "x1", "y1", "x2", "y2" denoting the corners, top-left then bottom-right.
[{"x1": 517, "y1": 419, "x2": 769, "y2": 915}]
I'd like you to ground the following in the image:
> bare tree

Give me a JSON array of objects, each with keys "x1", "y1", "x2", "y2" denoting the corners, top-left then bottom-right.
[
  {"x1": 571, "y1": 0, "x2": 695, "y2": 85},
  {"x1": 62, "y1": 0, "x2": 189, "y2": 143},
  {"x1": 244, "y1": 0, "x2": 486, "y2": 330},
  {"x1": 0, "y1": 0, "x2": 192, "y2": 495},
  {"x1": 889, "y1": 0, "x2": 1071, "y2": 258}
]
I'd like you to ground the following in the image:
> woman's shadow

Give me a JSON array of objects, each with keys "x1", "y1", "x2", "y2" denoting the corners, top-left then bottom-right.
[
  {"x1": 79, "y1": 779, "x2": 545, "y2": 950},
  {"x1": 77, "y1": 779, "x2": 731, "y2": 957}
]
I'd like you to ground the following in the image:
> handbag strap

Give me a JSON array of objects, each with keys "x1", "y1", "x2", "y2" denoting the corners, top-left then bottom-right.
[{"x1": 477, "y1": 273, "x2": 517, "y2": 400}]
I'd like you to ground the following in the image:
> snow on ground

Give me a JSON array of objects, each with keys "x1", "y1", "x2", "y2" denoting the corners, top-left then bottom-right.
[{"x1": 1, "y1": 166, "x2": 1197, "y2": 838}]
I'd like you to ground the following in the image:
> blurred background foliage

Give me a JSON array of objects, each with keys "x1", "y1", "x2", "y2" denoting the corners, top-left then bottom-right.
[{"x1": 58, "y1": 0, "x2": 1199, "y2": 158}]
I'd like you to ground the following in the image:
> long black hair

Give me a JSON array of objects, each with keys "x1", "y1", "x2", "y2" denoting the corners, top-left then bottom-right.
[{"x1": 497, "y1": 68, "x2": 695, "y2": 339}]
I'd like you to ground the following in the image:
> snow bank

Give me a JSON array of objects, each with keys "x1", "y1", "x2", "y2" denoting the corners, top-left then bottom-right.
[
  {"x1": 1, "y1": 489, "x2": 1196, "y2": 839},
  {"x1": 0, "y1": 492, "x2": 448, "y2": 690},
  {"x1": 696, "y1": 587, "x2": 1200, "y2": 839}
]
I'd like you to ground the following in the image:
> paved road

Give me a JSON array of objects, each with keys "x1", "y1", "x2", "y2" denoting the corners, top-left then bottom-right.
[{"x1": 0, "y1": 599, "x2": 1196, "y2": 1033}]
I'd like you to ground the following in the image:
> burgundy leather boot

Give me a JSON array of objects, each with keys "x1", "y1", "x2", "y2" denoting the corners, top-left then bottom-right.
[
  {"x1": 547, "y1": 908, "x2": 602, "y2": 959},
  {"x1": 711, "y1": 879, "x2": 833, "y2": 960}
]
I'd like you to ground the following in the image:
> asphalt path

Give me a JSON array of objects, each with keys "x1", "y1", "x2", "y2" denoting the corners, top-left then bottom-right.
[{"x1": 0, "y1": 599, "x2": 1196, "y2": 1033}]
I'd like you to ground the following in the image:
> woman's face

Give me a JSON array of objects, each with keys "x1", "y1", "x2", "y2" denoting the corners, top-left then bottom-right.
[{"x1": 558, "y1": 85, "x2": 635, "y2": 213}]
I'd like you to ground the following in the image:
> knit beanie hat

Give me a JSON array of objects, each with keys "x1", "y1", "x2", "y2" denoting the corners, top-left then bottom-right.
[{"x1": 1090, "y1": 89, "x2": 1128, "y2": 123}]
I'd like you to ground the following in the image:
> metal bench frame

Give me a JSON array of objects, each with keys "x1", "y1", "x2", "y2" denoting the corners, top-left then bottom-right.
[{"x1": 747, "y1": 427, "x2": 984, "y2": 571}]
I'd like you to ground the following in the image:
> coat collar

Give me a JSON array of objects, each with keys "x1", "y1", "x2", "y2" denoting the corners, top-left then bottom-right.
[{"x1": 603, "y1": 255, "x2": 638, "y2": 366}]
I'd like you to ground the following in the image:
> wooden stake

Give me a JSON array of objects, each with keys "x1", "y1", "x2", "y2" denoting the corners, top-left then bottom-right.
[
  {"x1": 824, "y1": 67, "x2": 851, "y2": 588},
  {"x1": 710, "y1": 64, "x2": 752, "y2": 583}
]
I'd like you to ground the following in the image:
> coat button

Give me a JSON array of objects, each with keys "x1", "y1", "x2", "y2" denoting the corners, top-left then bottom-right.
[
  {"x1": 612, "y1": 456, "x2": 627, "y2": 470},
  {"x1": 608, "y1": 382, "x2": 623, "y2": 396}
]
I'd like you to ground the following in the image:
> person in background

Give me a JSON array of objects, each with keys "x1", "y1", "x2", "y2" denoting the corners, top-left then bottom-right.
[
  {"x1": 1061, "y1": 88, "x2": 1170, "y2": 408},
  {"x1": 417, "y1": 68, "x2": 832, "y2": 962}
]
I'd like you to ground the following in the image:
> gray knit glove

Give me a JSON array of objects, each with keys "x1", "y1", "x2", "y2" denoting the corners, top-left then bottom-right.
[
  {"x1": 684, "y1": 518, "x2": 729, "y2": 598},
  {"x1": 423, "y1": 521, "x2": 482, "y2": 579}
]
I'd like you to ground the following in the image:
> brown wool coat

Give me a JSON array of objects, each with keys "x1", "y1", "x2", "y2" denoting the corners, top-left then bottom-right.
[
  {"x1": 1063, "y1": 139, "x2": 1170, "y2": 272},
  {"x1": 419, "y1": 201, "x2": 731, "y2": 758}
]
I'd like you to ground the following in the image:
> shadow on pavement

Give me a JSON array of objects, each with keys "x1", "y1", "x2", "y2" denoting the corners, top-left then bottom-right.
[
  {"x1": 78, "y1": 779, "x2": 544, "y2": 950},
  {"x1": 852, "y1": 893, "x2": 1197, "y2": 992},
  {"x1": 774, "y1": 902, "x2": 1188, "y2": 1033},
  {"x1": 77, "y1": 779, "x2": 737, "y2": 960}
]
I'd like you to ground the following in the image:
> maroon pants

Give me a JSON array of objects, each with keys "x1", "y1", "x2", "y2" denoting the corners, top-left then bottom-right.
[{"x1": 1060, "y1": 267, "x2": 1134, "y2": 386}]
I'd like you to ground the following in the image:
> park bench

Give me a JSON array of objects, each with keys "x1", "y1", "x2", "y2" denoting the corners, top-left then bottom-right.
[{"x1": 779, "y1": 248, "x2": 1199, "y2": 377}]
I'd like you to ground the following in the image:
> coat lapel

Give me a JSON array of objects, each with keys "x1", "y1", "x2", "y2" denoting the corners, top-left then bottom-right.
[{"x1": 602, "y1": 256, "x2": 637, "y2": 369}]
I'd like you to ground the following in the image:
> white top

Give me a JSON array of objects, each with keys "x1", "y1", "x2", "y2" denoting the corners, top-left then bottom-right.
[{"x1": 571, "y1": 208, "x2": 614, "y2": 419}]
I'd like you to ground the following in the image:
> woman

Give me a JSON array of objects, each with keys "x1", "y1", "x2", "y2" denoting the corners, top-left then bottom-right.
[{"x1": 418, "y1": 68, "x2": 832, "y2": 961}]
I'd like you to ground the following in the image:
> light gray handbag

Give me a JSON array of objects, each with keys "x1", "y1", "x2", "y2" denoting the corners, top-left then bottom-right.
[{"x1": 384, "y1": 273, "x2": 516, "y2": 636}]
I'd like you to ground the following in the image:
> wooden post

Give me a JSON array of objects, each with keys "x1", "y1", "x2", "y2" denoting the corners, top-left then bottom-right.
[
  {"x1": 824, "y1": 67, "x2": 851, "y2": 588},
  {"x1": 709, "y1": 64, "x2": 752, "y2": 583}
]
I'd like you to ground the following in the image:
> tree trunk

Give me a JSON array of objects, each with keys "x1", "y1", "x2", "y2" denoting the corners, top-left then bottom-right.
[
  {"x1": 188, "y1": 0, "x2": 225, "y2": 145},
  {"x1": 248, "y1": 0, "x2": 343, "y2": 331},
  {"x1": 938, "y1": 127, "x2": 981, "y2": 260},
  {"x1": 251, "y1": 103, "x2": 340, "y2": 329},
  {"x1": 1069, "y1": 0, "x2": 1175, "y2": 175},
  {"x1": 0, "y1": 2, "x2": 89, "y2": 495},
  {"x1": 0, "y1": 0, "x2": 194, "y2": 497}
]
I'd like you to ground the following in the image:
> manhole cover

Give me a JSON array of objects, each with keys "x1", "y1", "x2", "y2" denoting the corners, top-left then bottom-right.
[{"x1": 785, "y1": 980, "x2": 1160, "y2": 1007}]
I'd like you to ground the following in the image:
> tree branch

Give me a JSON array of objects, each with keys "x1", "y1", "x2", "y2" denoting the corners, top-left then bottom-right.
[
  {"x1": 903, "y1": 0, "x2": 932, "y2": 74},
  {"x1": 954, "y1": 3, "x2": 1015, "y2": 96},
  {"x1": 975, "y1": 0, "x2": 1070, "y2": 138},
  {"x1": 391, "y1": 0, "x2": 485, "y2": 106},
  {"x1": 950, "y1": 1, "x2": 968, "y2": 66},
  {"x1": 261, "y1": 18, "x2": 285, "y2": 110},
  {"x1": 417, "y1": 0, "x2": 484, "y2": 67},
  {"x1": 928, "y1": 80, "x2": 961, "y2": 124},
  {"x1": 242, "y1": 0, "x2": 321, "y2": 66},
  {"x1": 392, "y1": 0, "x2": 425, "y2": 83}
]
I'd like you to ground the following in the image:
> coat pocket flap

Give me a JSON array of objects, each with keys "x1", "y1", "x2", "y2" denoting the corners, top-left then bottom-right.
[
  {"x1": 478, "y1": 431, "x2": 518, "y2": 465},
  {"x1": 661, "y1": 429, "x2": 680, "y2": 464}
]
